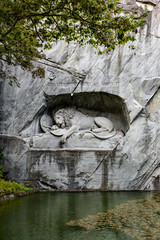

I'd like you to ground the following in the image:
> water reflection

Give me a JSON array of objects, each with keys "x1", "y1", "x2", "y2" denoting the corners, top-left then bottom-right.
[{"x1": 0, "y1": 192, "x2": 154, "y2": 240}]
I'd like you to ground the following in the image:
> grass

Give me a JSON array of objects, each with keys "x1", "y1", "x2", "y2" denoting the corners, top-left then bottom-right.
[{"x1": 0, "y1": 179, "x2": 32, "y2": 197}]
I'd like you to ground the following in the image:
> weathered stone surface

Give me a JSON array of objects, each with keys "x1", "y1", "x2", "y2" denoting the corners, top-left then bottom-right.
[
  {"x1": 137, "y1": 0, "x2": 158, "y2": 5},
  {"x1": 0, "y1": 2, "x2": 160, "y2": 190}
]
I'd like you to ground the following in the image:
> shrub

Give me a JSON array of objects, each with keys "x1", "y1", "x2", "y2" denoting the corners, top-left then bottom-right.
[{"x1": 0, "y1": 179, "x2": 32, "y2": 197}]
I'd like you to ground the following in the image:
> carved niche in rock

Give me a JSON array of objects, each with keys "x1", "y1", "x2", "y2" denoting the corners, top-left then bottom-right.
[{"x1": 39, "y1": 107, "x2": 121, "y2": 149}]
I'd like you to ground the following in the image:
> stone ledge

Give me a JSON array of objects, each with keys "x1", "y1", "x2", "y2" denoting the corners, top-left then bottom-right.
[
  {"x1": 28, "y1": 148, "x2": 114, "y2": 152},
  {"x1": 0, "y1": 134, "x2": 27, "y2": 143}
]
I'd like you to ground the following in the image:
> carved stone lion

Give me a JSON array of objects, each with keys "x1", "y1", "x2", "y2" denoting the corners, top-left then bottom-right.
[{"x1": 50, "y1": 108, "x2": 116, "y2": 144}]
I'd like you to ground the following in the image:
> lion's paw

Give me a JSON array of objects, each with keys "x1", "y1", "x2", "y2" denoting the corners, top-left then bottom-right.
[
  {"x1": 51, "y1": 125, "x2": 58, "y2": 131},
  {"x1": 60, "y1": 136, "x2": 66, "y2": 144},
  {"x1": 79, "y1": 132, "x2": 84, "y2": 138}
]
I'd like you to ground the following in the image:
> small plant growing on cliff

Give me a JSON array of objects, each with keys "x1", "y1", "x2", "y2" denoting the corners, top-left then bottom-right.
[{"x1": 32, "y1": 67, "x2": 45, "y2": 78}]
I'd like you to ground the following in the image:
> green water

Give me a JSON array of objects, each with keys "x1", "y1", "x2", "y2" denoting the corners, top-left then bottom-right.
[{"x1": 0, "y1": 192, "x2": 154, "y2": 240}]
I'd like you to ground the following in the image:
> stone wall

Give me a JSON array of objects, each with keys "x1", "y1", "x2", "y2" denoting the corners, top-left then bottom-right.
[{"x1": 0, "y1": 1, "x2": 160, "y2": 190}]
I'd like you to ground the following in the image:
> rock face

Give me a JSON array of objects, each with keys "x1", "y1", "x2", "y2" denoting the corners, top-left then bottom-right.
[{"x1": 0, "y1": 1, "x2": 160, "y2": 190}]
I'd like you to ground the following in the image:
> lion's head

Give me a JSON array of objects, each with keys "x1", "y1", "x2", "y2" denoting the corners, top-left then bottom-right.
[{"x1": 53, "y1": 108, "x2": 75, "y2": 129}]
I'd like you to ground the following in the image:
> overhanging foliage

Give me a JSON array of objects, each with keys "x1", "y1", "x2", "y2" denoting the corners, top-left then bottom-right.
[{"x1": 0, "y1": 0, "x2": 146, "y2": 70}]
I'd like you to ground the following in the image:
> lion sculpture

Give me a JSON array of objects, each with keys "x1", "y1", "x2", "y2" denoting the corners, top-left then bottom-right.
[{"x1": 49, "y1": 108, "x2": 116, "y2": 144}]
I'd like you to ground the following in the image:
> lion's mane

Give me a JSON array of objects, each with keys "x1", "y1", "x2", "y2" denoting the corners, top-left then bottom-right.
[{"x1": 54, "y1": 108, "x2": 76, "y2": 129}]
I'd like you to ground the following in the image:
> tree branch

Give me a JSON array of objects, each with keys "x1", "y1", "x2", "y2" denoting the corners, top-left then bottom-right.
[
  {"x1": 0, "y1": 18, "x2": 21, "y2": 40},
  {"x1": 29, "y1": 17, "x2": 44, "y2": 43}
]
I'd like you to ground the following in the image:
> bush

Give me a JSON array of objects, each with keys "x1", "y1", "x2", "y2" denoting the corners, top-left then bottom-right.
[{"x1": 0, "y1": 179, "x2": 32, "y2": 197}]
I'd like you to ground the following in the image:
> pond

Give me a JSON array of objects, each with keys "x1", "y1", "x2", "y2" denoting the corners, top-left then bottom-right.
[{"x1": 0, "y1": 192, "x2": 160, "y2": 240}]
